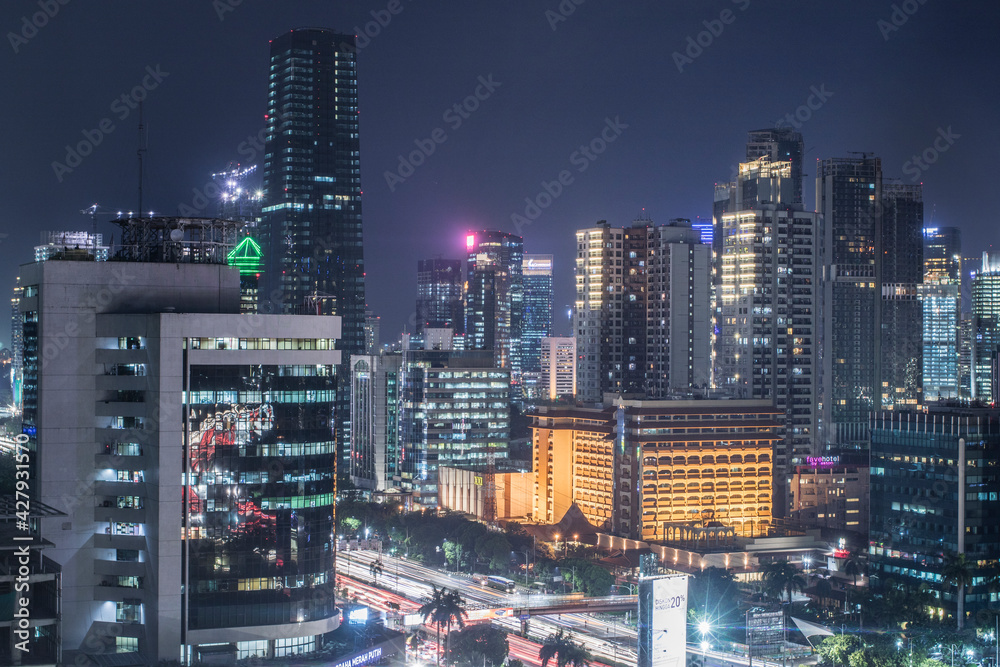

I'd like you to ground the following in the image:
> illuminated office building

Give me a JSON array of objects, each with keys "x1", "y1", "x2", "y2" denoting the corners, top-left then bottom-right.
[
  {"x1": 971, "y1": 252, "x2": 1000, "y2": 402},
  {"x1": 879, "y1": 183, "x2": 924, "y2": 410},
  {"x1": 226, "y1": 233, "x2": 264, "y2": 314},
  {"x1": 398, "y1": 348, "x2": 510, "y2": 506},
  {"x1": 464, "y1": 231, "x2": 523, "y2": 385},
  {"x1": 921, "y1": 226, "x2": 962, "y2": 401},
  {"x1": 18, "y1": 220, "x2": 341, "y2": 663},
  {"x1": 521, "y1": 254, "x2": 553, "y2": 374},
  {"x1": 531, "y1": 399, "x2": 778, "y2": 540},
  {"x1": 870, "y1": 407, "x2": 1000, "y2": 625},
  {"x1": 817, "y1": 156, "x2": 882, "y2": 447},
  {"x1": 416, "y1": 258, "x2": 464, "y2": 333},
  {"x1": 258, "y1": 29, "x2": 365, "y2": 480}
]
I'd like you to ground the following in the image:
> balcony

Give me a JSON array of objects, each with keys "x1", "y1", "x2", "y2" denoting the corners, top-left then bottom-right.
[
  {"x1": 94, "y1": 583, "x2": 147, "y2": 603},
  {"x1": 94, "y1": 559, "x2": 146, "y2": 578},
  {"x1": 94, "y1": 534, "x2": 146, "y2": 550},
  {"x1": 94, "y1": 506, "x2": 146, "y2": 524}
]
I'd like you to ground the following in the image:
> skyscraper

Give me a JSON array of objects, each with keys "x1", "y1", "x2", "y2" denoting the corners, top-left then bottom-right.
[
  {"x1": 817, "y1": 155, "x2": 882, "y2": 448},
  {"x1": 717, "y1": 154, "x2": 821, "y2": 515},
  {"x1": 464, "y1": 230, "x2": 523, "y2": 376},
  {"x1": 879, "y1": 183, "x2": 924, "y2": 410},
  {"x1": 971, "y1": 252, "x2": 1000, "y2": 402},
  {"x1": 521, "y1": 254, "x2": 553, "y2": 374},
  {"x1": 259, "y1": 29, "x2": 366, "y2": 478},
  {"x1": 539, "y1": 336, "x2": 576, "y2": 400},
  {"x1": 350, "y1": 353, "x2": 402, "y2": 491},
  {"x1": 415, "y1": 258, "x2": 463, "y2": 332},
  {"x1": 921, "y1": 226, "x2": 962, "y2": 400},
  {"x1": 575, "y1": 218, "x2": 710, "y2": 403}
]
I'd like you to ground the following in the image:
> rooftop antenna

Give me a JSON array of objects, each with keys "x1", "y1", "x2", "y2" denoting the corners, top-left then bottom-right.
[{"x1": 137, "y1": 102, "x2": 147, "y2": 217}]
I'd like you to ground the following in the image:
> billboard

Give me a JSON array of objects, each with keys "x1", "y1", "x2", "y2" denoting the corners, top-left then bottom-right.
[{"x1": 638, "y1": 574, "x2": 688, "y2": 667}]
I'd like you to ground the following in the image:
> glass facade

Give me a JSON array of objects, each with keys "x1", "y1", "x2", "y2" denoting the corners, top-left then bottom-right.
[
  {"x1": 185, "y1": 363, "x2": 337, "y2": 630},
  {"x1": 416, "y1": 258, "x2": 464, "y2": 333},
  {"x1": 259, "y1": 28, "x2": 365, "y2": 482},
  {"x1": 398, "y1": 350, "x2": 510, "y2": 505},
  {"x1": 465, "y1": 231, "x2": 523, "y2": 382},
  {"x1": 870, "y1": 410, "x2": 1000, "y2": 622},
  {"x1": 971, "y1": 253, "x2": 1000, "y2": 402},
  {"x1": 818, "y1": 156, "x2": 881, "y2": 447},
  {"x1": 922, "y1": 227, "x2": 962, "y2": 400},
  {"x1": 521, "y1": 255, "x2": 553, "y2": 376}
]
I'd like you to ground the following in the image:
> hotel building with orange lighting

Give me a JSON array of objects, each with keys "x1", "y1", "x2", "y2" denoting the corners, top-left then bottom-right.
[{"x1": 531, "y1": 398, "x2": 780, "y2": 543}]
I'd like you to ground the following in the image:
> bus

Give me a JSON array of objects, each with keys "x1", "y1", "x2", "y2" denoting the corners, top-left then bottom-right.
[{"x1": 483, "y1": 576, "x2": 516, "y2": 593}]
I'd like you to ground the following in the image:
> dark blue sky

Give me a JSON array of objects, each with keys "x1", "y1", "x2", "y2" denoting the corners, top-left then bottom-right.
[{"x1": 2, "y1": 0, "x2": 998, "y2": 345}]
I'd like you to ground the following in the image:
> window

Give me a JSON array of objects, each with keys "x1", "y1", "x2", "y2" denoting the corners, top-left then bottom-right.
[{"x1": 116, "y1": 601, "x2": 142, "y2": 624}]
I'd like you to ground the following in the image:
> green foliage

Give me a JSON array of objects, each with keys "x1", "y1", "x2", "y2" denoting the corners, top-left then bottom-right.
[
  {"x1": 446, "y1": 624, "x2": 510, "y2": 667},
  {"x1": 418, "y1": 586, "x2": 468, "y2": 666},
  {"x1": 760, "y1": 561, "x2": 807, "y2": 604},
  {"x1": 560, "y1": 558, "x2": 614, "y2": 597},
  {"x1": 539, "y1": 628, "x2": 591, "y2": 667}
]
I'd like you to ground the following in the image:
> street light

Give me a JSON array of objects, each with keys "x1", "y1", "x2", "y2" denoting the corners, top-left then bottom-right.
[{"x1": 698, "y1": 621, "x2": 711, "y2": 663}]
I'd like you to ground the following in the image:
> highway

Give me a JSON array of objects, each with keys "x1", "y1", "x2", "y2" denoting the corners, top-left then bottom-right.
[{"x1": 337, "y1": 549, "x2": 638, "y2": 666}]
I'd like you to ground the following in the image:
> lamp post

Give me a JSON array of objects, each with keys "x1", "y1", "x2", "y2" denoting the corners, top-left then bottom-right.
[{"x1": 699, "y1": 620, "x2": 711, "y2": 663}]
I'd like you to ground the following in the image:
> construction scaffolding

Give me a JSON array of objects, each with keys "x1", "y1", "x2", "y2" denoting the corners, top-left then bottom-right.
[{"x1": 112, "y1": 217, "x2": 241, "y2": 265}]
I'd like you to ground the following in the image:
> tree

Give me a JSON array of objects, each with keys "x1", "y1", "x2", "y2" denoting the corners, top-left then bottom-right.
[
  {"x1": 843, "y1": 548, "x2": 867, "y2": 592},
  {"x1": 418, "y1": 586, "x2": 468, "y2": 666},
  {"x1": 942, "y1": 551, "x2": 974, "y2": 630},
  {"x1": 812, "y1": 576, "x2": 834, "y2": 610},
  {"x1": 689, "y1": 567, "x2": 740, "y2": 640},
  {"x1": 446, "y1": 624, "x2": 509, "y2": 667},
  {"x1": 539, "y1": 629, "x2": 591, "y2": 667},
  {"x1": 761, "y1": 561, "x2": 806, "y2": 605},
  {"x1": 369, "y1": 559, "x2": 383, "y2": 583}
]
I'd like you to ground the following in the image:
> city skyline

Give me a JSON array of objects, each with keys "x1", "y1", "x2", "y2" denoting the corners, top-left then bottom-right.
[{"x1": 2, "y1": 2, "x2": 997, "y2": 341}]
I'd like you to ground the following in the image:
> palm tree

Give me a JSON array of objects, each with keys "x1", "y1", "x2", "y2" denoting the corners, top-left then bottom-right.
[
  {"x1": 942, "y1": 551, "x2": 974, "y2": 630},
  {"x1": 418, "y1": 586, "x2": 468, "y2": 666},
  {"x1": 761, "y1": 561, "x2": 806, "y2": 605},
  {"x1": 812, "y1": 576, "x2": 834, "y2": 610},
  {"x1": 539, "y1": 629, "x2": 591, "y2": 667},
  {"x1": 370, "y1": 558, "x2": 384, "y2": 583},
  {"x1": 842, "y1": 548, "x2": 866, "y2": 610}
]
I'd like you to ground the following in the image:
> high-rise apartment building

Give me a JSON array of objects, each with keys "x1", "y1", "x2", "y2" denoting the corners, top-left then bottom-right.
[
  {"x1": 574, "y1": 218, "x2": 710, "y2": 403},
  {"x1": 971, "y1": 252, "x2": 1000, "y2": 402},
  {"x1": 464, "y1": 231, "x2": 523, "y2": 380},
  {"x1": 18, "y1": 221, "x2": 341, "y2": 663},
  {"x1": 350, "y1": 353, "x2": 402, "y2": 491},
  {"x1": 364, "y1": 310, "x2": 380, "y2": 354},
  {"x1": 531, "y1": 399, "x2": 779, "y2": 540},
  {"x1": 879, "y1": 183, "x2": 924, "y2": 410},
  {"x1": 817, "y1": 155, "x2": 882, "y2": 448},
  {"x1": 398, "y1": 348, "x2": 510, "y2": 506},
  {"x1": 10, "y1": 277, "x2": 22, "y2": 407},
  {"x1": 416, "y1": 258, "x2": 464, "y2": 333},
  {"x1": 521, "y1": 254, "x2": 553, "y2": 374},
  {"x1": 539, "y1": 336, "x2": 576, "y2": 401},
  {"x1": 921, "y1": 226, "x2": 962, "y2": 400},
  {"x1": 716, "y1": 151, "x2": 821, "y2": 516}
]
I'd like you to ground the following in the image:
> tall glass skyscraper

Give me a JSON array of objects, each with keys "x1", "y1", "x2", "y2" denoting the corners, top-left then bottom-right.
[
  {"x1": 259, "y1": 29, "x2": 366, "y2": 477},
  {"x1": 971, "y1": 252, "x2": 1000, "y2": 402},
  {"x1": 465, "y1": 230, "x2": 523, "y2": 379},
  {"x1": 521, "y1": 254, "x2": 553, "y2": 374},
  {"x1": 921, "y1": 226, "x2": 961, "y2": 400},
  {"x1": 818, "y1": 155, "x2": 882, "y2": 448}
]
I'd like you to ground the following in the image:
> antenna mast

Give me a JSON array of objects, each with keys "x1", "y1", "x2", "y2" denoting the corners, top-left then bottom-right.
[{"x1": 137, "y1": 102, "x2": 147, "y2": 216}]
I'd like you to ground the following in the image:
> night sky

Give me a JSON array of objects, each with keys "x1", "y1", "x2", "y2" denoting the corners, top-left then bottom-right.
[{"x1": 2, "y1": 0, "x2": 998, "y2": 346}]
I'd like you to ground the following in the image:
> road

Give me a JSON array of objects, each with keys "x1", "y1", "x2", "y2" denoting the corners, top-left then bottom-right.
[{"x1": 338, "y1": 549, "x2": 638, "y2": 666}]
